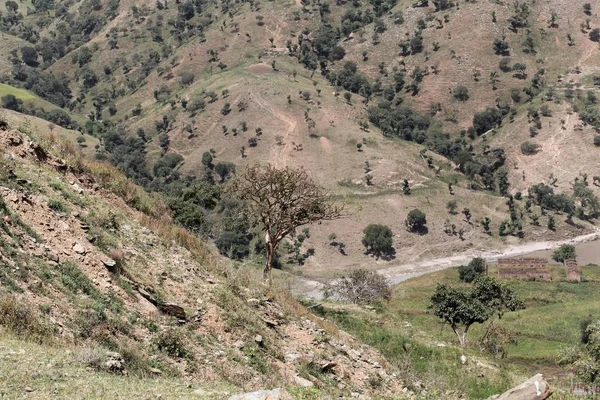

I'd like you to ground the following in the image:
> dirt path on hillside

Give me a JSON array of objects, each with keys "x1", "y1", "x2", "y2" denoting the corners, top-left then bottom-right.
[
  {"x1": 294, "y1": 229, "x2": 600, "y2": 299},
  {"x1": 251, "y1": 92, "x2": 297, "y2": 167}
]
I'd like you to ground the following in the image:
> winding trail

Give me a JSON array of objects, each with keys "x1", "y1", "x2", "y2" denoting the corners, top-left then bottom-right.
[{"x1": 294, "y1": 229, "x2": 600, "y2": 299}]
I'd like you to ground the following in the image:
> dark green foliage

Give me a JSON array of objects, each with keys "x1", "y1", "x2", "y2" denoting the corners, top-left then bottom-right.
[
  {"x1": 458, "y1": 257, "x2": 486, "y2": 283},
  {"x1": 453, "y1": 86, "x2": 469, "y2": 101},
  {"x1": 473, "y1": 107, "x2": 503, "y2": 135},
  {"x1": 214, "y1": 162, "x2": 236, "y2": 182},
  {"x1": 1, "y1": 95, "x2": 23, "y2": 112},
  {"x1": 590, "y1": 29, "x2": 600, "y2": 43},
  {"x1": 368, "y1": 102, "x2": 429, "y2": 142},
  {"x1": 529, "y1": 183, "x2": 575, "y2": 214},
  {"x1": 552, "y1": 244, "x2": 576, "y2": 262},
  {"x1": 215, "y1": 231, "x2": 251, "y2": 260},
  {"x1": 520, "y1": 141, "x2": 540, "y2": 155},
  {"x1": 362, "y1": 224, "x2": 393, "y2": 257},
  {"x1": 406, "y1": 209, "x2": 427, "y2": 233},
  {"x1": 153, "y1": 153, "x2": 183, "y2": 177},
  {"x1": 493, "y1": 39, "x2": 510, "y2": 55},
  {"x1": 20, "y1": 46, "x2": 38, "y2": 66},
  {"x1": 429, "y1": 276, "x2": 524, "y2": 345}
]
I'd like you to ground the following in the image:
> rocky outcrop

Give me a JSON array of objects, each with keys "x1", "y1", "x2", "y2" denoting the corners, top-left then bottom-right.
[{"x1": 488, "y1": 374, "x2": 552, "y2": 400}]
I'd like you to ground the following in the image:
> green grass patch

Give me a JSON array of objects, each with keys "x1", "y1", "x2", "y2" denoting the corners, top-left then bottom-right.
[{"x1": 0, "y1": 83, "x2": 35, "y2": 101}]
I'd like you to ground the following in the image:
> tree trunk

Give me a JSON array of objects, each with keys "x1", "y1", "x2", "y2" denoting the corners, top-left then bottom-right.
[{"x1": 453, "y1": 325, "x2": 469, "y2": 346}]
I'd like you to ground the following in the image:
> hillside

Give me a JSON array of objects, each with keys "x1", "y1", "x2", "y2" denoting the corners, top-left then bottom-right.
[
  {"x1": 0, "y1": 119, "x2": 405, "y2": 398},
  {"x1": 1, "y1": 0, "x2": 599, "y2": 280}
]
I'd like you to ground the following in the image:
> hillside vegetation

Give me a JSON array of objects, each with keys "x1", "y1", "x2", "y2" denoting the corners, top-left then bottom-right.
[{"x1": 1, "y1": 0, "x2": 600, "y2": 276}]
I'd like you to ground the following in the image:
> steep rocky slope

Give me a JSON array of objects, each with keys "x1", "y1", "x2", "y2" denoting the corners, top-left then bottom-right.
[{"x1": 0, "y1": 119, "x2": 404, "y2": 398}]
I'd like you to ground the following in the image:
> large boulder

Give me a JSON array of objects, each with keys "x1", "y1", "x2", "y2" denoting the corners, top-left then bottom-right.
[{"x1": 488, "y1": 374, "x2": 552, "y2": 400}]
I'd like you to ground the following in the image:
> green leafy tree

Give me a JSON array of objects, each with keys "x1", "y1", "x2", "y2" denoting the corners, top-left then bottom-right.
[
  {"x1": 453, "y1": 86, "x2": 470, "y2": 102},
  {"x1": 362, "y1": 224, "x2": 394, "y2": 258},
  {"x1": 214, "y1": 162, "x2": 236, "y2": 183},
  {"x1": 429, "y1": 276, "x2": 524, "y2": 345},
  {"x1": 406, "y1": 209, "x2": 427, "y2": 233},
  {"x1": 552, "y1": 244, "x2": 576, "y2": 262},
  {"x1": 458, "y1": 257, "x2": 486, "y2": 283}
]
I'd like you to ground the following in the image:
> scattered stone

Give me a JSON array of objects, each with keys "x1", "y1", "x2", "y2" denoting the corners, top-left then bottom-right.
[
  {"x1": 73, "y1": 243, "x2": 86, "y2": 255},
  {"x1": 48, "y1": 253, "x2": 59, "y2": 263},
  {"x1": 460, "y1": 355, "x2": 467, "y2": 365},
  {"x1": 24, "y1": 386, "x2": 34, "y2": 392},
  {"x1": 228, "y1": 388, "x2": 292, "y2": 400},
  {"x1": 102, "y1": 259, "x2": 118, "y2": 272},
  {"x1": 233, "y1": 340, "x2": 245, "y2": 350},
  {"x1": 159, "y1": 302, "x2": 186, "y2": 320},
  {"x1": 254, "y1": 335, "x2": 263, "y2": 345},
  {"x1": 71, "y1": 183, "x2": 84, "y2": 194},
  {"x1": 321, "y1": 361, "x2": 337, "y2": 373},
  {"x1": 149, "y1": 367, "x2": 162, "y2": 375},
  {"x1": 247, "y1": 298, "x2": 260, "y2": 307},
  {"x1": 293, "y1": 375, "x2": 314, "y2": 388},
  {"x1": 105, "y1": 352, "x2": 124, "y2": 373},
  {"x1": 284, "y1": 353, "x2": 300, "y2": 363}
]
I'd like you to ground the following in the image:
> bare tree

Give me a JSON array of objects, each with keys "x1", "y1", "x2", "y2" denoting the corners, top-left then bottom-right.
[{"x1": 230, "y1": 164, "x2": 343, "y2": 283}]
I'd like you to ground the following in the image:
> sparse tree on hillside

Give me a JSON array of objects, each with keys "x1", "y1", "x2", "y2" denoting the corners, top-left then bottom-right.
[
  {"x1": 447, "y1": 200, "x2": 458, "y2": 214},
  {"x1": 21, "y1": 46, "x2": 38, "y2": 66},
  {"x1": 406, "y1": 209, "x2": 427, "y2": 233},
  {"x1": 362, "y1": 224, "x2": 394, "y2": 258},
  {"x1": 231, "y1": 164, "x2": 343, "y2": 283},
  {"x1": 481, "y1": 217, "x2": 491, "y2": 234},
  {"x1": 429, "y1": 276, "x2": 524, "y2": 345},
  {"x1": 453, "y1": 86, "x2": 469, "y2": 101}
]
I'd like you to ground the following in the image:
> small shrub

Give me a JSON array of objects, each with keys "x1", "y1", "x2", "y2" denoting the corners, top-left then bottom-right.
[
  {"x1": 458, "y1": 257, "x2": 486, "y2": 283},
  {"x1": 153, "y1": 329, "x2": 192, "y2": 359},
  {"x1": 323, "y1": 269, "x2": 392, "y2": 303},
  {"x1": 48, "y1": 199, "x2": 69, "y2": 213},
  {"x1": 0, "y1": 295, "x2": 52, "y2": 339}
]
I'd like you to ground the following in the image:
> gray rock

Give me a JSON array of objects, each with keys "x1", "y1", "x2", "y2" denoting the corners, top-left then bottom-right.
[
  {"x1": 486, "y1": 374, "x2": 551, "y2": 400},
  {"x1": 73, "y1": 243, "x2": 86, "y2": 255},
  {"x1": 293, "y1": 375, "x2": 314, "y2": 388},
  {"x1": 228, "y1": 388, "x2": 292, "y2": 400}
]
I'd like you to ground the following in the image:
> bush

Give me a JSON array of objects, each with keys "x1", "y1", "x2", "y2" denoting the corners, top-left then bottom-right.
[
  {"x1": 179, "y1": 71, "x2": 195, "y2": 86},
  {"x1": 0, "y1": 295, "x2": 52, "y2": 339},
  {"x1": 406, "y1": 209, "x2": 427, "y2": 233},
  {"x1": 153, "y1": 329, "x2": 192, "y2": 359},
  {"x1": 552, "y1": 244, "x2": 576, "y2": 262},
  {"x1": 362, "y1": 224, "x2": 393, "y2": 257},
  {"x1": 473, "y1": 107, "x2": 503, "y2": 135},
  {"x1": 323, "y1": 269, "x2": 392, "y2": 304},
  {"x1": 520, "y1": 141, "x2": 540, "y2": 155},
  {"x1": 215, "y1": 231, "x2": 250, "y2": 260},
  {"x1": 458, "y1": 257, "x2": 486, "y2": 283},
  {"x1": 48, "y1": 199, "x2": 69, "y2": 213},
  {"x1": 594, "y1": 136, "x2": 600, "y2": 147},
  {"x1": 453, "y1": 86, "x2": 469, "y2": 102}
]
